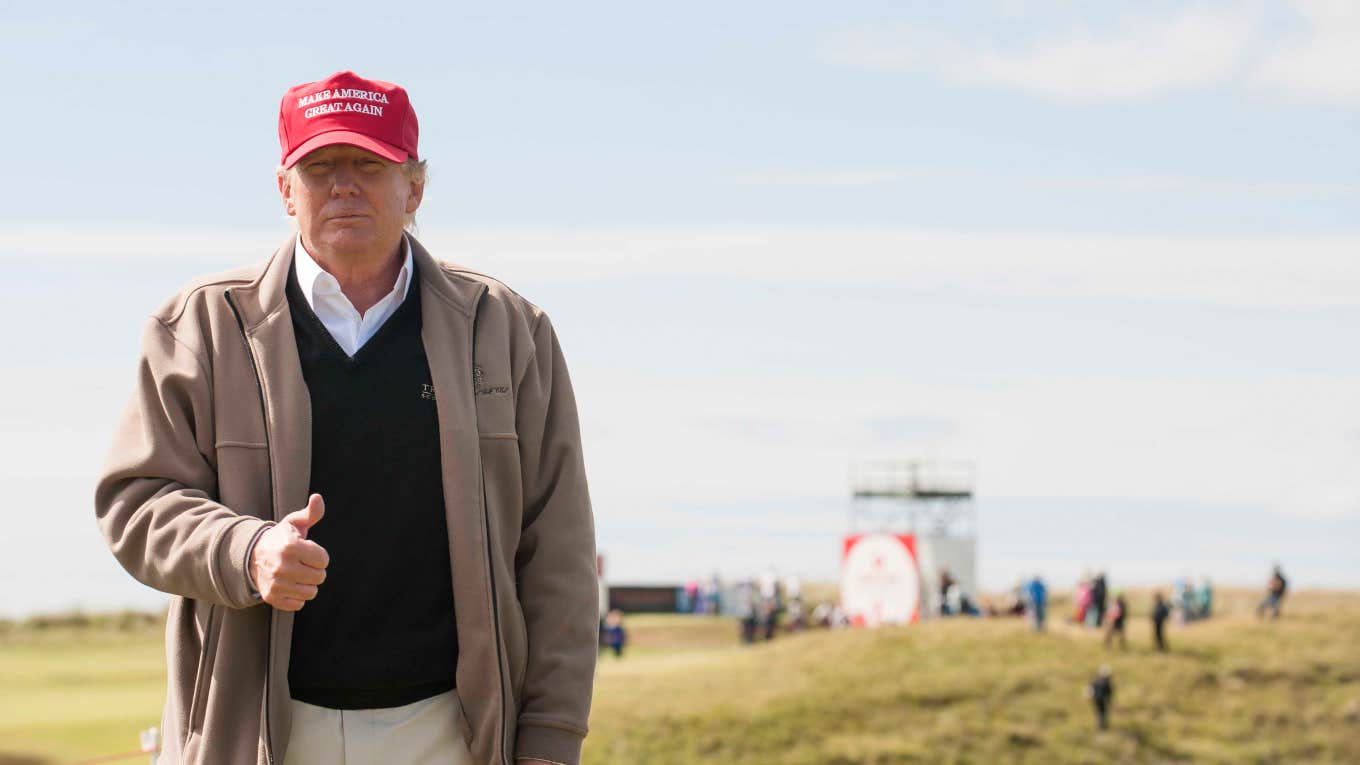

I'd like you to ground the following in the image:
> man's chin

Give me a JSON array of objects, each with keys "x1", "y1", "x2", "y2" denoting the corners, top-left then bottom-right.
[{"x1": 312, "y1": 228, "x2": 398, "y2": 258}]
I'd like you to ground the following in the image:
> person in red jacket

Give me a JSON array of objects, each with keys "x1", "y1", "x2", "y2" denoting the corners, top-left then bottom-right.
[{"x1": 1103, "y1": 592, "x2": 1127, "y2": 650}]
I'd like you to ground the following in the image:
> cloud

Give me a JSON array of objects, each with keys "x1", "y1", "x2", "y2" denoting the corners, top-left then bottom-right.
[
  {"x1": 573, "y1": 369, "x2": 1360, "y2": 525},
  {"x1": 7, "y1": 225, "x2": 1360, "y2": 310},
  {"x1": 820, "y1": 1, "x2": 1359, "y2": 106},
  {"x1": 1250, "y1": 0, "x2": 1360, "y2": 105},
  {"x1": 727, "y1": 165, "x2": 1355, "y2": 197},
  {"x1": 427, "y1": 226, "x2": 1360, "y2": 312},
  {"x1": 730, "y1": 169, "x2": 909, "y2": 188},
  {"x1": 0, "y1": 225, "x2": 287, "y2": 264},
  {"x1": 1030, "y1": 171, "x2": 1354, "y2": 197},
  {"x1": 819, "y1": 4, "x2": 1262, "y2": 101}
]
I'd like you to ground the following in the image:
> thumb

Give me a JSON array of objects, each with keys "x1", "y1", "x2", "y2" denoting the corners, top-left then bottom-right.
[{"x1": 283, "y1": 494, "x2": 325, "y2": 538}]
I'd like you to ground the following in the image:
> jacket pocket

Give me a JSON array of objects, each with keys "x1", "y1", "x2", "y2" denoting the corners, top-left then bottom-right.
[
  {"x1": 187, "y1": 603, "x2": 221, "y2": 736},
  {"x1": 508, "y1": 602, "x2": 528, "y2": 702},
  {"x1": 452, "y1": 689, "x2": 475, "y2": 745}
]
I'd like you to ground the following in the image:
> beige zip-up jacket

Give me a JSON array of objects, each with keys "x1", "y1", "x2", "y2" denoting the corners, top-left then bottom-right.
[{"x1": 95, "y1": 235, "x2": 598, "y2": 765}]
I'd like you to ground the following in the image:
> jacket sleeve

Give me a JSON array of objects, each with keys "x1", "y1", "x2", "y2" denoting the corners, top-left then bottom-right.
[
  {"x1": 94, "y1": 317, "x2": 270, "y2": 610},
  {"x1": 512, "y1": 311, "x2": 598, "y2": 765}
]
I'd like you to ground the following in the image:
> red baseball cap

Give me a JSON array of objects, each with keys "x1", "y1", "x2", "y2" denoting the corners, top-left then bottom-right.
[{"x1": 277, "y1": 71, "x2": 419, "y2": 168}]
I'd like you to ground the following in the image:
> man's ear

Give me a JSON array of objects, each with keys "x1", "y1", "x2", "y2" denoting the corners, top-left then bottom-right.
[
  {"x1": 406, "y1": 177, "x2": 425, "y2": 215},
  {"x1": 278, "y1": 170, "x2": 296, "y2": 217}
]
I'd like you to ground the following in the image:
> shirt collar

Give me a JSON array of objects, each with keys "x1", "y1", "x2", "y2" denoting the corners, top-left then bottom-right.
[{"x1": 294, "y1": 234, "x2": 413, "y2": 309}]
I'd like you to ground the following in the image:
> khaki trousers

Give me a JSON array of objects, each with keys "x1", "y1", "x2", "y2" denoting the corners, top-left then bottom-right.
[{"x1": 282, "y1": 690, "x2": 474, "y2": 765}]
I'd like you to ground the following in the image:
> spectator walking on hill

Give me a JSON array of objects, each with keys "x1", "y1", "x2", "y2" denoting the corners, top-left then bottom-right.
[
  {"x1": 1086, "y1": 666, "x2": 1115, "y2": 730},
  {"x1": 1198, "y1": 576, "x2": 1214, "y2": 620},
  {"x1": 683, "y1": 579, "x2": 699, "y2": 614},
  {"x1": 757, "y1": 570, "x2": 782, "y2": 640},
  {"x1": 1027, "y1": 575, "x2": 1048, "y2": 632},
  {"x1": 1257, "y1": 564, "x2": 1288, "y2": 621},
  {"x1": 1103, "y1": 592, "x2": 1128, "y2": 650},
  {"x1": 1091, "y1": 572, "x2": 1108, "y2": 627},
  {"x1": 737, "y1": 579, "x2": 758, "y2": 644},
  {"x1": 939, "y1": 569, "x2": 956, "y2": 616},
  {"x1": 761, "y1": 596, "x2": 779, "y2": 641},
  {"x1": 957, "y1": 589, "x2": 981, "y2": 617},
  {"x1": 811, "y1": 602, "x2": 831, "y2": 628},
  {"x1": 1074, "y1": 574, "x2": 1092, "y2": 626},
  {"x1": 707, "y1": 573, "x2": 724, "y2": 615},
  {"x1": 603, "y1": 610, "x2": 627, "y2": 658},
  {"x1": 1152, "y1": 591, "x2": 1171, "y2": 652},
  {"x1": 811, "y1": 602, "x2": 849, "y2": 630}
]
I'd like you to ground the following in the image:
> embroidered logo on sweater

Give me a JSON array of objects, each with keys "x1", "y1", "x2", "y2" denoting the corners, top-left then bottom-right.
[
  {"x1": 473, "y1": 365, "x2": 509, "y2": 396},
  {"x1": 420, "y1": 384, "x2": 436, "y2": 401}
]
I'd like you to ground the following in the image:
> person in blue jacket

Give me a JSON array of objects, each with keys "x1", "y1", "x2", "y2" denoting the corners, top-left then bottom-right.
[
  {"x1": 1026, "y1": 575, "x2": 1048, "y2": 632},
  {"x1": 603, "y1": 609, "x2": 627, "y2": 658}
]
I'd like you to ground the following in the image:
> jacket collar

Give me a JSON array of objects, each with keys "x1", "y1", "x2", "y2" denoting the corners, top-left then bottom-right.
[
  {"x1": 409, "y1": 235, "x2": 484, "y2": 319},
  {"x1": 229, "y1": 232, "x2": 484, "y2": 329}
]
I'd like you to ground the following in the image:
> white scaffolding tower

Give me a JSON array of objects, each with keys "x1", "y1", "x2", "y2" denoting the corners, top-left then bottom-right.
[{"x1": 848, "y1": 460, "x2": 979, "y2": 619}]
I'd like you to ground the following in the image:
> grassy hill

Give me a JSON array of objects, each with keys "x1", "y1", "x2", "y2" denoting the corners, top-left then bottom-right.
[
  {"x1": 2, "y1": 590, "x2": 1358, "y2": 764},
  {"x1": 588, "y1": 590, "x2": 1360, "y2": 763}
]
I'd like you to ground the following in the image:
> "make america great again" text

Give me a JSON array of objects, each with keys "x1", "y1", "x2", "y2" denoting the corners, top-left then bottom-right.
[{"x1": 297, "y1": 88, "x2": 389, "y2": 119}]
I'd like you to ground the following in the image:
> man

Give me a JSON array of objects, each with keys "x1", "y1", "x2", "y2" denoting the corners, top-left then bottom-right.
[
  {"x1": 1152, "y1": 591, "x2": 1171, "y2": 652},
  {"x1": 95, "y1": 70, "x2": 598, "y2": 765},
  {"x1": 1102, "y1": 592, "x2": 1127, "y2": 651},
  {"x1": 1026, "y1": 574, "x2": 1047, "y2": 633},
  {"x1": 1085, "y1": 665, "x2": 1114, "y2": 731},
  {"x1": 1090, "y1": 571, "x2": 1108, "y2": 627},
  {"x1": 1257, "y1": 564, "x2": 1288, "y2": 621}
]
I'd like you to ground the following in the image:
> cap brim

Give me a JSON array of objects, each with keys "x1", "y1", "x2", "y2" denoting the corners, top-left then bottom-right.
[{"x1": 282, "y1": 129, "x2": 409, "y2": 168}]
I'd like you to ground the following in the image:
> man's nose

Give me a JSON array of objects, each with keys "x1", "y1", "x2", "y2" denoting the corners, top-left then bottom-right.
[{"x1": 330, "y1": 166, "x2": 360, "y2": 196}]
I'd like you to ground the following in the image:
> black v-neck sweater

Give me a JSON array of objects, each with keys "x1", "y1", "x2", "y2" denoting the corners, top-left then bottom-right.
[{"x1": 285, "y1": 261, "x2": 458, "y2": 709}]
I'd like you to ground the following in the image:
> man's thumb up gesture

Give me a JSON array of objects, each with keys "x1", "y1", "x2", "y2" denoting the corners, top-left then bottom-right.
[
  {"x1": 285, "y1": 493, "x2": 326, "y2": 538},
  {"x1": 249, "y1": 494, "x2": 330, "y2": 611}
]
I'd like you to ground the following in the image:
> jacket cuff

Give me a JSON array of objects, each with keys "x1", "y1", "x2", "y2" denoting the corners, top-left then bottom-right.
[
  {"x1": 214, "y1": 517, "x2": 274, "y2": 609},
  {"x1": 515, "y1": 721, "x2": 585, "y2": 765},
  {"x1": 243, "y1": 522, "x2": 276, "y2": 599}
]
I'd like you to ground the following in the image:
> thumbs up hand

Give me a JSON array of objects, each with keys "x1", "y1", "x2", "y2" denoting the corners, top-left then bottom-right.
[{"x1": 249, "y1": 494, "x2": 330, "y2": 611}]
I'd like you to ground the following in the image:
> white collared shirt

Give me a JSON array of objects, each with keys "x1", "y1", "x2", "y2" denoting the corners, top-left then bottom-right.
[{"x1": 294, "y1": 236, "x2": 414, "y2": 357}]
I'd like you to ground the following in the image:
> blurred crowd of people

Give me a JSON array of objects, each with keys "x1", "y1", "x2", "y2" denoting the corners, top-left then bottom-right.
[
  {"x1": 601, "y1": 563, "x2": 1292, "y2": 658},
  {"x1": 936, "y1": 564, "x2": 1292, "y2": 656},
  {"x1": 679, "y1": 570, "x2": 858, "y2": 643},
  {"x1": 602, "y1": 561, "x2": 1294, "y2": 741},
  {"x1": 1084, "y1": 563, "x2": 1288, "y2": 732}
]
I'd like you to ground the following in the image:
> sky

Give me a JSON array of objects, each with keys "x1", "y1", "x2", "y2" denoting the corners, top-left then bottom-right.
[{"x1": 1, "y1": 1, "x2": 1358, "y2": 616}]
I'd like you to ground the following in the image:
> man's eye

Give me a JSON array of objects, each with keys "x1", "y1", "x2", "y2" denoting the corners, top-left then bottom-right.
[{"x1": 361, "y1": 160, "x2": 384, "y2": 171}]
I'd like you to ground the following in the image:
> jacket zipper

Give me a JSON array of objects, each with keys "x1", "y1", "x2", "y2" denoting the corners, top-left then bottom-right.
[
  {"x1": 482, "y1": 470, "x2": 511, "y2": 765},
  {"x1": 187, "y1": 603, "x2": 219, "y2": 733},
  {"x1": 467, "y1": 286, "x2": 511, "y2": 765},
  {"x1": 225, "y1": 290, "x2": 278, "y2": 765}
]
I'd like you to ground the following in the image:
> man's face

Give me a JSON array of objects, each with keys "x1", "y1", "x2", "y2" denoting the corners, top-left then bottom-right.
[{"x1": 278, "y1": 144, "x2": 423, "y2": 259}]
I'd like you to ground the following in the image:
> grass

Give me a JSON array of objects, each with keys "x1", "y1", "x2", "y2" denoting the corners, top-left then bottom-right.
[
  {"x1": 2, "y1": 590, "x2": 1358, "y2": 764},
  {"x1": 589, "y1": 590, "x2": 1360, "y2": 764},
  {"x1": 0, "y1": 620, "x2": 165, "y2": 764}
]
